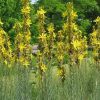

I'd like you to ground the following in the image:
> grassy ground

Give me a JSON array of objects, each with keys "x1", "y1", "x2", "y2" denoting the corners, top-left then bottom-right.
[{"x1": 0, "y1": 59, "x2": 100, "y2": 100}]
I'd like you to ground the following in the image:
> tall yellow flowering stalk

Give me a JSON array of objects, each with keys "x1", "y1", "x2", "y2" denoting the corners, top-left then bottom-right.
[
  {"x1": 0, "y1": 19, "x2": 13, "y2": 67},
  {"x1": 21, "y1": 0, "x2": 32, "y2": 67},
  {"x1": 37, "y1": 8, "x2": 49, "y2": 100},
  {"x1": 37, "y1": 51, "x2": 47, "y2": 80},
  {"x1": 13, "y1": 21, "x2": 25, "y2": 64},
  {"x1": 56, "y1": 30, "x2": 65, "y2": 83},
  {"x1": 90, "y1": 16, "x2": 100, "y2": 63},
  {"x1": 62, "y1": 2, "x2": 87, "y2": 66},
  {"x1": 47, "y1": 23, "x2": 55, "y2": 59},
  {"x1": 37, "y1": 7, "x2": 48, "y2": 72},
  {"x1": 37, "y1": 7, "x2": 48, "y2": 55}
]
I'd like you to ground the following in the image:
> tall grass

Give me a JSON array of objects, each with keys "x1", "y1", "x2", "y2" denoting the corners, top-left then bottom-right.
[{"x1": 0, "y1": 59, "x2": 100, "y2": 100}]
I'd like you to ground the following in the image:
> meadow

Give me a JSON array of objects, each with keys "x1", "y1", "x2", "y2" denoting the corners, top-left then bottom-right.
[{"x1": 0, "y1": 1, "x2": 100, "y2": 100}]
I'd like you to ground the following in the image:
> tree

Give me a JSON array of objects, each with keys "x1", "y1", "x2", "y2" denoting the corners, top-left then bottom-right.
[
  {"x1": 0, "y1": 0, "x2": 22, "y2": 30},
  {"x1": 33, "y1": 0, "x2": 100, "y2": 35}
]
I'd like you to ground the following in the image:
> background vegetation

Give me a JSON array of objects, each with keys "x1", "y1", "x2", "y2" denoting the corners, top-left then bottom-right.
[{"x1": 0, "y1": 0, "x2": 100, "y2": 42}]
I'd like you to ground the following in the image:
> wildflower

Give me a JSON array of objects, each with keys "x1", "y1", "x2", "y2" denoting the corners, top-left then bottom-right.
[
  {"x1": 26, "y1": 18, "x2": 32, "y2": 27},
  {"x1": 47, "y1": 23, "x2": 54, "y2": 33},
  {"x1": 38, "y1": 33, "x2": 46, "y2": 42},
  {"x1": 41, "y1": 63, "x2": 47, "y2": 72},
  {"x1": 71, "y1": 11, "x2": 77, "y2": 20},
  {"x1": 94, "y1": 16, "x2": 100, "y2": 23},
  {"x1": 78, "y1": 54, "x2": 84, "y2": 61},
  {"x1": 57, "y1": 68, "x2": 63, "y2": 76},
  {"x1": 62, "y1": 11, "x2": 67, "y2": 18},
  {"x1": 90, "y1": 16, "x2": 100, "y2": 62},
  {"x1": 23, "y1": 60, "x2": 30, "y2": 67},
  {"x1": 37, "y1": 8, "x2": 46, "y2": 16},
  {"x1": 62, "y1": 2, "x2": 88, "y2": 65},
  {"x1": 21, "y1": 5, "x2": 30, "y2": 14},
  {"x1": 19, "y1": 43, "x2": 25, "y2": 51},
  {"x1": 72, "y1": 40, "x2": 81, "y2": 50}
]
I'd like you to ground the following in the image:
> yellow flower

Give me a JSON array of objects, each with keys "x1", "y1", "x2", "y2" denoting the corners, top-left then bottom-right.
[
  {"x1": 37, "y1": 8, "x2": 46, "y2": 15},
  {"x1": 19, "y1": 43, "x2": 25, "y2": 51},
  {"x1": 71, "y1": 11, "x2": 77, "y2": 19},
  {"x1": 57, "y1": 42, "x2": 64, "y2": 48},
  {"x1": 21, "y1": 5, "x2": 30, "y2": 14},
  {"x1": 26, "y1": 18, "x2": 32, "y2": 26},
  {"x1": 72, "y1": 23, "x2": 78, "y2": 31},
  {"x1": 57, "y1": 68, "x2": 63, "y2": 76},
  {"x1": 72, "y1": 40, "x2": 81, "y2": 50},
  {"x1": 25, "y1": 34, "x2": 31, "y2": 42},
  {"x1": 58, "y1": 55, "x2": 64, "y2": 61},
  {"x1": 63, "y1": 23, "x2": 67, "y2": 31},
  {"x1": 91, "y1": 31, "x2": 97, "y2": 37},
  {"x1": 78, "y1": 54, "x2": 84, "y2": 61},
  {"x1": 41, "y1": 63, "x2": 47, "y2": 72},
  {"x1": 47, "y1": 23, "x2": 54, "y2": 33},
  {"x1": 23, "y1": 60, "x2": 30, "y2": 67},
  {"x1": 1, "y1": 47, "x2": 6, "y2": 53},
  {"x1": 94, "y1": 16, "x2": 100, "y2": 23},
  {"x1": 62, "y1": 11, "x2": 67, "y2": 18},
  {"x1": 38, "y1": 33, "x2": 46, "y2": 42},
  {"x1": 19, "y1": 57, "x2": 24, "y2": 63}
]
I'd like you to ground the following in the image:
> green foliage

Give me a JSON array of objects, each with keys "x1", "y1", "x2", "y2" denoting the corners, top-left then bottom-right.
[
  {"x1": 34, "y1": 0, "x2": 66, "y2": 30},
  {"x1": 0, "y1": 0, "x2": 22, "y2": 44},
  {"x1": 0, "y1": 0, "x2": 100, "y2": 43},
  {"x1": 33, "y1": 0, "x2": 100, "y2": 36}
]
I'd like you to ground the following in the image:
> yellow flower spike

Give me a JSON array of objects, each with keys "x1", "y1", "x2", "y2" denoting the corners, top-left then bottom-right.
[
  {"x1": 66, "y1": 2, "x2": 73, "y2": 11},
  {"x1": 0, "y1": 24, "x2": 13, "y2": 67},
  {"x1": 91, "y1": 17, "x2": 100, "y2": 62},
  {"x1": 18, "y1": 0, "x2": 32, "y2": 67},
  {"x1": 62, "y1": 2, "x2": 88, "y2": 65},
  {"x1": 37, "y1": 7, "x2": 47, "y2": 56}
]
